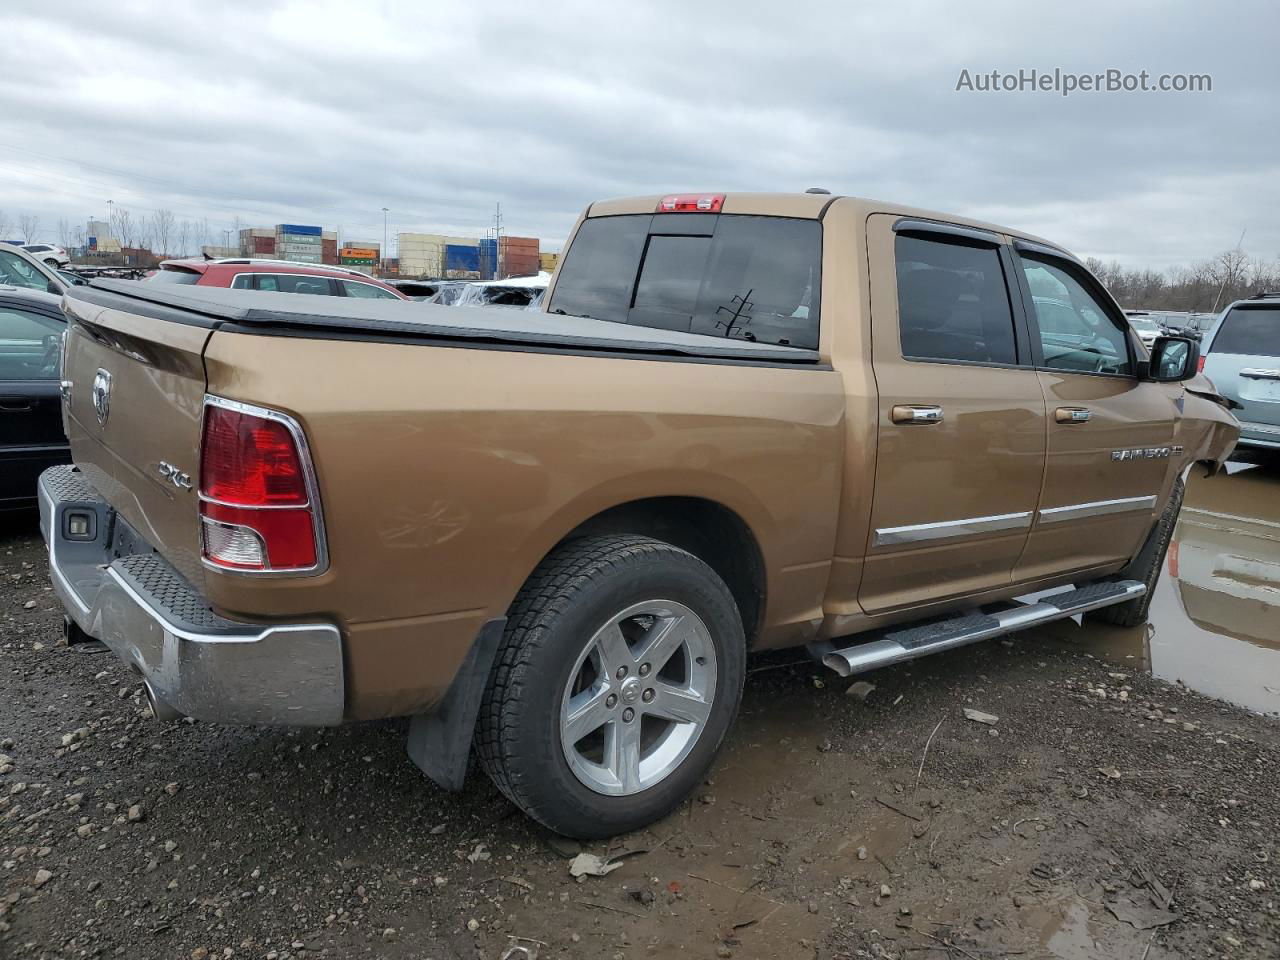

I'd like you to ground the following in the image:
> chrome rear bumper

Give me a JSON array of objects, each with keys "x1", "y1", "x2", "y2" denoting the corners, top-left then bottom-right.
[{"x1": 39, "y1": 465, "x2": 344, "y2": 725}]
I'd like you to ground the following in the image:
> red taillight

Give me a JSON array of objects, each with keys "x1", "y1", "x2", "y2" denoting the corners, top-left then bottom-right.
[
  {"x1": 1196, "y1": 355, "x2": 1206, "y2": 373},
  {"x1": 656, "y1": 193, "x2": 724, "y2": 213},
  {"x1": 198, "y1": 400, "x2": 322, "y2": 573}
]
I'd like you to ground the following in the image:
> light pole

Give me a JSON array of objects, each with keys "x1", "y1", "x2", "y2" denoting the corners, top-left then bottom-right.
[{"x1": 381, "y1": 207, "x2": 389, "y2": 276}]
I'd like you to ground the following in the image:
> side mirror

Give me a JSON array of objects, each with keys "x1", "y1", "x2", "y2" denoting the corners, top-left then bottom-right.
[{"x1": 1147, "y1": 335, "x2": 1200, "y2": 383}]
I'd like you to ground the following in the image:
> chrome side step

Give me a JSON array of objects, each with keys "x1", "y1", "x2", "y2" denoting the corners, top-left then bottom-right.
[{"x1": 819, "y1": 580, "x2": 1146, "y2": 678}]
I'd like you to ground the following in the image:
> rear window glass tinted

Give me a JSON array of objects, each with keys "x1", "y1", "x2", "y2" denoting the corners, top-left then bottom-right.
[
  {"x1": 895, "y1": 234, "x2": 1017, "y2": 365},
  {"x1": 1211, "y1": 307, "x2": 1280, "y2": 356},
  {"x1": 549, "y1": 216, "x2": 648, "y2": 324},
  {"x1": 549, "y1": 214, "x2": 820, "y2": 349},
  {"x1": 151, "y1": 268, "x2": 201, "y2": 285}
]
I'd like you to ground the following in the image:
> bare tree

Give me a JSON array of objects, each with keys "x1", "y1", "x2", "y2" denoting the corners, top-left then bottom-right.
[
  {"x1": 19, "y1": 214, "x2": 40, "y2": 243},
  {"x1": 72, "y1": 225, "x2": 86, "y2": 254},
  {"x1": 176, "y1": 219, "x2": 193, "y2": 258},
  {"x1": 150, "y1": 209, "x2": 176, "y2": 256},
  {"x1": 110, "y1": 207, "x2": 135, "y2": 249},
  {"x1": 57, "y1": 218, "x2": 72, "y2": 250},
  {"x1": 0, "y1": 210, "x2": 9, "y2": 241}
]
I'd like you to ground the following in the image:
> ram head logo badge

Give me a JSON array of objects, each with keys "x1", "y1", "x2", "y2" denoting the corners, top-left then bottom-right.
[{"x1": 91, "y1": 369, "x2": 112, "y2": 426}]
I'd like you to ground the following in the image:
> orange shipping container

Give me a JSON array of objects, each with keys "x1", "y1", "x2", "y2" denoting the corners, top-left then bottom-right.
[{"x1": 340, "y1": 247, "x2": 379, "y2": 259}]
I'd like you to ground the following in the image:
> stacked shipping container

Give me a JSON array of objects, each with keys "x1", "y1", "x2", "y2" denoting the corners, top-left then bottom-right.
[
  {"x1": 276, "y1": 224, "x2": 323, "y2": 265},
  {"x1": 239, "y1": 228, "x2": 276, "y2": 258},
  {"x1": 500, "y1": 236, "x2": 540, "y2": 279}
]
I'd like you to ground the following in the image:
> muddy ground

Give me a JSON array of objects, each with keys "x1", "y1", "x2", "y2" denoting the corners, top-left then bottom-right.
[{"x1": 2, "y1": 465, "x2": 1278, "y2": 960}]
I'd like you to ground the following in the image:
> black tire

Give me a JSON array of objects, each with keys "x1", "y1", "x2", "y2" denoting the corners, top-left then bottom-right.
[
  {"x1": 1087, "y1": 477, "x2": 1184, "y2": 628},
  {"x1": 474, "y1": 534, "x2": 745, "y2": 839}
]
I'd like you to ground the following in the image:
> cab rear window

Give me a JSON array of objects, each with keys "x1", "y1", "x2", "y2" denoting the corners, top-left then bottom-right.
[
  {"x1": 549, "y1": 214, "x2": 821, "y2": 349},
  {"x1": 1210, "y1": 306, "x2": 1280, "y2": 356}
]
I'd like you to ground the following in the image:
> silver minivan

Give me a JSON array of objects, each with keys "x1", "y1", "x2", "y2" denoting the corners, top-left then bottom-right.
[{"x1": 1201, "y1": 293, "x2": 1280, "y2": 450}]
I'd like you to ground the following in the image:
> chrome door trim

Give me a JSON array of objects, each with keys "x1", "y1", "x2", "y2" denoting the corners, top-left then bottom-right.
[
  {"x1": 874, "y1": 510, "x2": 1033, "y2": 547},
  {"x1": 1037, "y1": 494, "x2": 1157, "y2": 524}
]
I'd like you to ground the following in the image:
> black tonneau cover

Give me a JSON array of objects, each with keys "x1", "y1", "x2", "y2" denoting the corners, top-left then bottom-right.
[{"x1": 71, "y1": 279, "x2": 820, "y2": 364}]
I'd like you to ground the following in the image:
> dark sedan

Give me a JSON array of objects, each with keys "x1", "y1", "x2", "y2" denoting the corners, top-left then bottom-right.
[{"x1": 0, "y1": 287, "x2": 69, "y2": 510}]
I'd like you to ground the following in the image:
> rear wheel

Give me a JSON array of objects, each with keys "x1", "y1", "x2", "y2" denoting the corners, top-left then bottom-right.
[
  {"x1": 1087, "y1": 477, "x2": 1184, "y2": 628},
  {"x1": 475, "y1": 535, "x2": 745, "y2": 838}
]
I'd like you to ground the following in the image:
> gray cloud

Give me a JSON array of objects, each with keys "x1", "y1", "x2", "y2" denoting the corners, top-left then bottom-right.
[{"x1": 1, "y1": 0, "x2": 1276, "y2": 266}]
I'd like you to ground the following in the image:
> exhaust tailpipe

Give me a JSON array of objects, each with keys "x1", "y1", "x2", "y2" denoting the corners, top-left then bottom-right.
[{"x1": 142, "y1": 679, "x2": 184, "y2": 722}]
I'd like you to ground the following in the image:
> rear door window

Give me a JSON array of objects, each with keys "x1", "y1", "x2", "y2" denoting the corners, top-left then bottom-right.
[
  {"x1": 1210, "y1": 307, "x2": 1280, "y2": 357},
  {"x1": 894, "y1": 234, "x2": 1018, "y2": 365},
  {"x1": 151, "y1": 268, "x2": 202, "y2": 285},
  {"x1": 256, "y1": 274, "x2": 338, "y2": 296},
  {"x1": 549, "y1": 214, "x2": 820, "y2": 349},
  {"x1": 0, "y1": 307, "x2": 63, "y2": 380},
  {"x1": 0, "y1": 250, "x2": 51, "y2": 292}
]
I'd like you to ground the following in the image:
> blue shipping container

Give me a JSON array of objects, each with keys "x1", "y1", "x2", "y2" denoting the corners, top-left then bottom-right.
[
  {"x1": 478, "y1": 238, "x2": 498, "y2": 280},
  {"x1": 276, "y1": 224, "x2": 322, "y2": 237},
  {"x1": 445, "y1": 244, "x2": 481, "y2": 272}
]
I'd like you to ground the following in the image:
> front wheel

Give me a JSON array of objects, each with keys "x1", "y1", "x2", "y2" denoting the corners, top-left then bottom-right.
[
  {"x1": 1087, "y1": 477, "x2": 1184, "y2": 628},
  {"x1": 474, "y1": 535, "x2": 745, "y2": 838}
]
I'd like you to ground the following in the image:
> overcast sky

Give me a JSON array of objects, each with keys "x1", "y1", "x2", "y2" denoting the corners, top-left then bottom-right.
[{"x1": 3, "y1": 0, "x2": 1277, "y2": 267}]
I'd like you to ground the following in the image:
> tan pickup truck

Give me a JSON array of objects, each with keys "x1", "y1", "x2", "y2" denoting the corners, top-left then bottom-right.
[{"x1": 40, "y1": 192, "x2": 1238, "y2": 838}]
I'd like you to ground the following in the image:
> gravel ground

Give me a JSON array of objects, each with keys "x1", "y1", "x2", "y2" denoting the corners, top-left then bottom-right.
[{"x1": 1, "y1": 513, "x2": 1277, "y2": 960}]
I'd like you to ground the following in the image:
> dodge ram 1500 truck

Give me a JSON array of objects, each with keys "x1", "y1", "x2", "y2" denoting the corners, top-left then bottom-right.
[{"x1": 40, "y1": 192, "x2": 1239, "y2": 838}]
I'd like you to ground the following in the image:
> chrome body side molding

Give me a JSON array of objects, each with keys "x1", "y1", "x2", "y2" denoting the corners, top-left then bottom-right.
[
  {"x1": 1038, "y1": 495, "x2": 1157, "y2": 524},
  {"x1": 874, "y1": 511, "x2": 1032, "y2": 547}
]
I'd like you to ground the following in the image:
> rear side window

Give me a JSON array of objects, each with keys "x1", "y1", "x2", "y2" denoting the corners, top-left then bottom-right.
[
  {"x1": 151, "y1": 268, "x2": 201, "y2": 285},
  {"x1": 1210, "y1": 307, "x2": 1280, "y2": 356},
  {"x1": 0, "y1": 307, "x2": 63, "y2": 380},
  {"x1": 256, "y1": 274, "x2": 337, "y2": 296},
  {"x1": 894, "y1": 234, "x2": 1017, "y2": 365},
  {"x1": 0, "y1": 250, "x2": 50, "y2": 292},
  {"x1": 549, "y1": 214, "x2": 820, "y2": 349},
  {"x1": 342, "y1": 280, "x2": 400, "y2": 299}
]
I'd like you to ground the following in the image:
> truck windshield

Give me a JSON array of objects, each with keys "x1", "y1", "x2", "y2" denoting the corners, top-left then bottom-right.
[
  {"x1": 549, "y1": 214, "x2": 821, "y2": 349},
  {"x1": 1211, "y1": 306, "x2": 1280, "y2": 356}
]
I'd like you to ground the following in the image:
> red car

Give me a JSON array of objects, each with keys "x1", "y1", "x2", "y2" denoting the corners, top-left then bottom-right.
[{"x1": 149, "y1": 258, "x2": 408, "y2": 300}]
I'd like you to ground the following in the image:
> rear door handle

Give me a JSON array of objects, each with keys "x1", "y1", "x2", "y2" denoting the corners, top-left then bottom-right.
[
  {"x1": 1240, "y1": 368, "x2": 1280, "y2": 381},
  {"x1": 0, "y1": 399, "x2": 34, "y2": 413},
  {"x1": 890, "y1": 404, "x2": 944, "y2": 424},
  {"x1": 1055, "y1": 407, "x2": 1091, "y2": 424}
]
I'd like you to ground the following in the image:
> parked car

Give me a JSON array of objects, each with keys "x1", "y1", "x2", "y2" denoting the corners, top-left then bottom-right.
[
  {"x1": 0, "y1": 243, "x2": 66, "y2": 295},
  {"x1": 1126, "y1": 312, "x2": 1165, "y2": 348},
  {"x1": 148, "y1": 258, "x2": 408, "y2": 300},
  {"x1": 385, "y1": 279, "x2": 443, "y2": 301},
  {"x1": 22, "y1": 243, "x2": 71, "y2": 268},
  {"x1": 427, "y1": 281, "x2": 469, "y2": 305},
  {"x1": 1199, "y1": 291, "x2": 1280, "y2": 450},
  {"x1": 453, "y1": 273, "x2": 551, "y2": 309},
  {"x1": 42, "y1": 191, "x2": 1237, "y2": 838},
  {"x1": 0, "y1": 288, "x2": 69, "y2": 510}
]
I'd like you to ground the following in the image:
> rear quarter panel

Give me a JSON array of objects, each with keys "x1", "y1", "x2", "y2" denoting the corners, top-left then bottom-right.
[{"x1": 202, "y1": 333, "x2": 846, "y2": 717}]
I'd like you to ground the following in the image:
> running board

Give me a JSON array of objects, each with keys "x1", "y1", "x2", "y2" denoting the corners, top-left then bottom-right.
[{"x1": 819, "y1": 580, "x2": 1146, "y2": 678}]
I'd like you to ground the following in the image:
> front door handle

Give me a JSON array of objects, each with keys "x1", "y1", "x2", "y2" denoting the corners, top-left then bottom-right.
[
  {"x1": 1055, "y1": 407, "x2": 1092, "y2": 424},
  {"x1": 0, "y1": 399, "x2": 34, "y2": 413},
  {"x1": 891, "y1": 404, "x2": 944, "y2": 424}
]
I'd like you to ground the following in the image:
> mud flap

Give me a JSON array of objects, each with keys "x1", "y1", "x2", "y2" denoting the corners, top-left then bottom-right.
[{"x1": 406, "y1": 617, "x2": 507, "y2": 791}]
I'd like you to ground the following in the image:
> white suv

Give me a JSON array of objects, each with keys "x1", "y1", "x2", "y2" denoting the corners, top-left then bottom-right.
[{"x1": 21, "y1": 244, "x2": 70, "y2": 268}]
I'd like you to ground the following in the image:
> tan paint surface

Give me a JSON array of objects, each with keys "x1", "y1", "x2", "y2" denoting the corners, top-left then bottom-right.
[{"x1": 59, "y1": 192, "x2": 1240, "y2": 720}]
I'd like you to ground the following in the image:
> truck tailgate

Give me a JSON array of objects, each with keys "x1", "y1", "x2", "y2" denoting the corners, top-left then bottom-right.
[{"x1": 61, "y1": 292, "x2": 213, "y2": 589}]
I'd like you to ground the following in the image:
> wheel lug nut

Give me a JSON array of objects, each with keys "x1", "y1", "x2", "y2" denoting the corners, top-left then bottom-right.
[
  {"x1": 639, "y1": 663, "x2": 651, "y2": 677},
  {"x1": 615, "y1": 666, "x2": 628, "y2": 680},
  {"x1": 605, "y1": 694, "x2": 618, "y2": 709},
  {"x1": 622, "y1": 707, "x2": 635, "y2": 723},
  {"x1": 642, "y1": 688, "x2": 654, "y2": 703}
]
